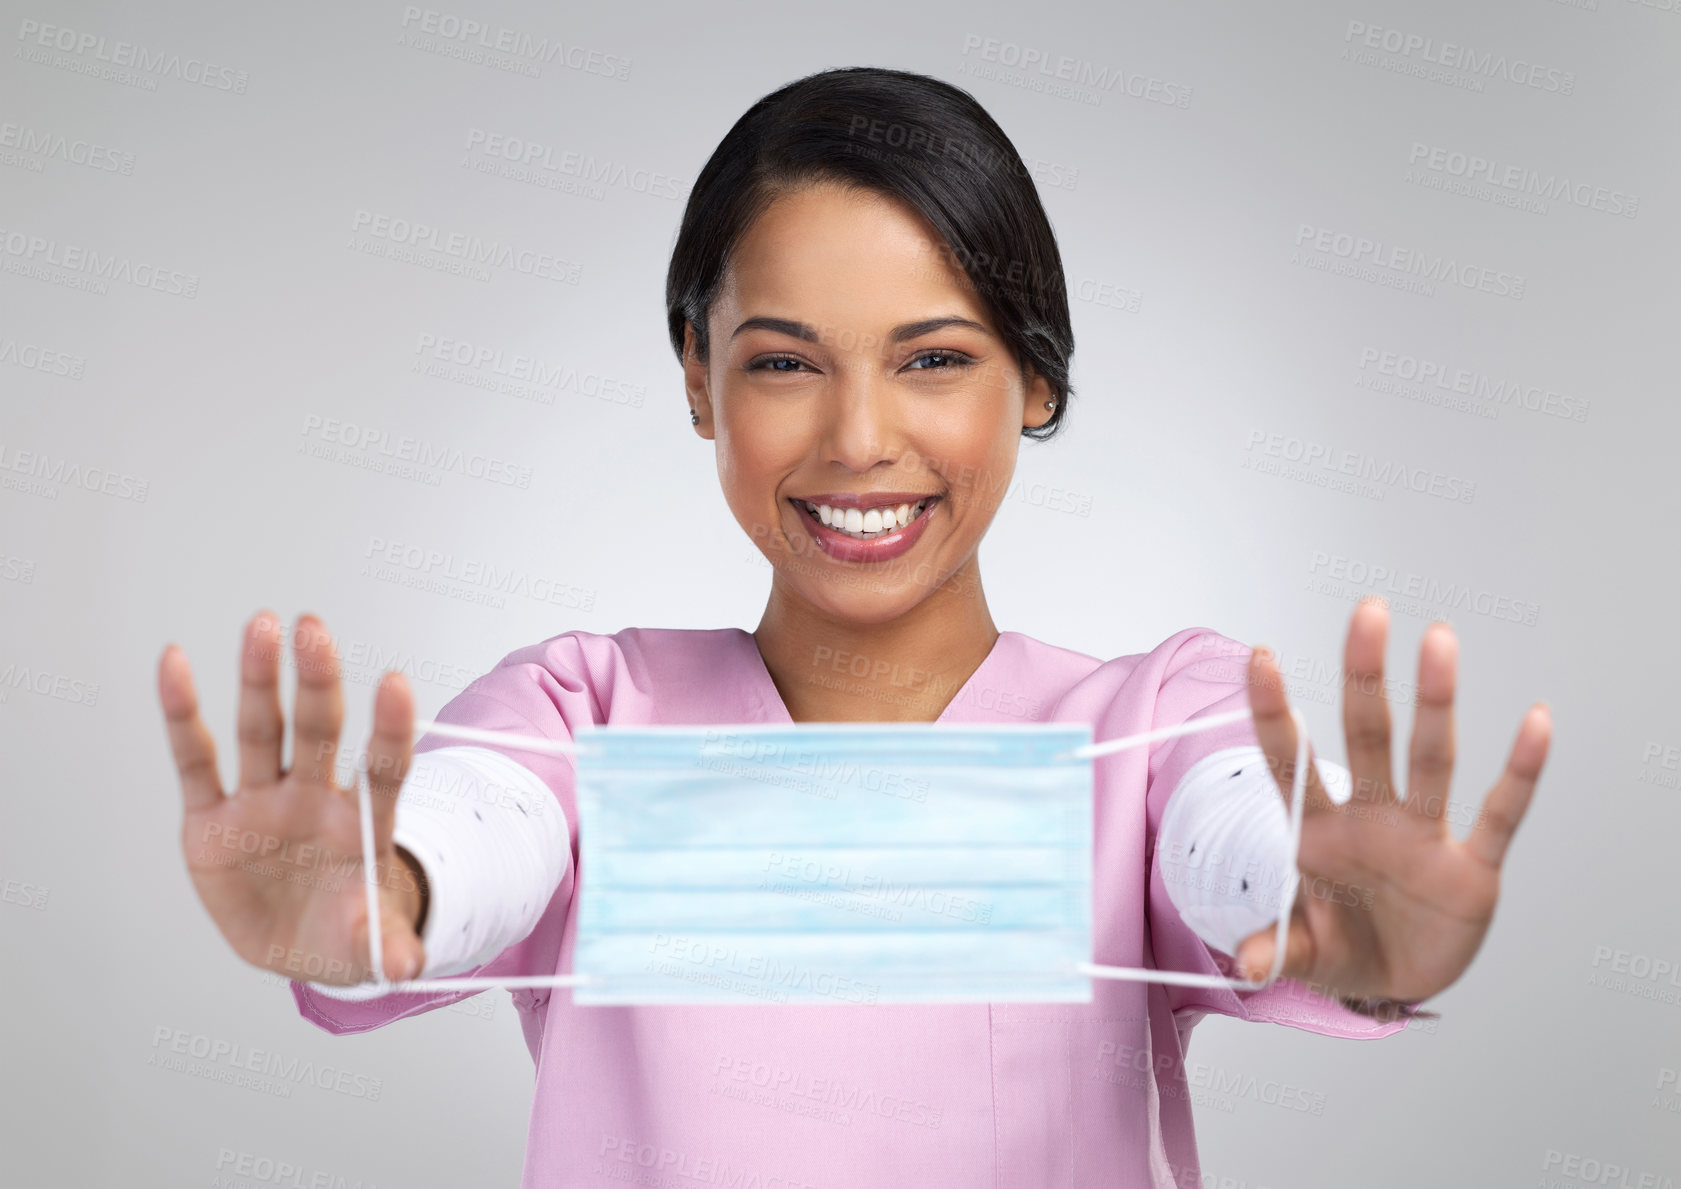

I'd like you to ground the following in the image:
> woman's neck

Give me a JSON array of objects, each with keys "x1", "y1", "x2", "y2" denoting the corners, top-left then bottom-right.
[{"x1": 752, "y1": 563, "x2": 999, "y2": 723}]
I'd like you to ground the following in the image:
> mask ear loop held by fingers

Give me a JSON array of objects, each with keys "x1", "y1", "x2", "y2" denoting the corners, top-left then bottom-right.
[
  {"x1": 320, "y1": 705, "x2": 1308, "y2": 1002},
  {"x1": 338, "y1": 725, "x2": 598, "y2": 1002},
  {"x1": 1061, "y1": 705, "x2": 1309, "y2": 994}
]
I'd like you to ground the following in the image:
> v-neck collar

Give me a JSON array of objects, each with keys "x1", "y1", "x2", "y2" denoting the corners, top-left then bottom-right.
[{"x1": 735, "y1": 627, "x2": 1016, "y2": 725}]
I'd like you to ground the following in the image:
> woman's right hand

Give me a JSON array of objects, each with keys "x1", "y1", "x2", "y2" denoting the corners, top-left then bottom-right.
[{"x1": 158, "y1": 610, "x2": 427, "y2": 986}]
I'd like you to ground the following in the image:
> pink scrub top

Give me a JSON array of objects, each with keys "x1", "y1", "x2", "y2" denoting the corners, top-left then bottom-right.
[{"x1": 291, "y1": 625, "x2": 1407, "y2": 1187}]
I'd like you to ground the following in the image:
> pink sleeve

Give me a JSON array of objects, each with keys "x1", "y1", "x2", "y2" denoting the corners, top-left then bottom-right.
[
  {"x1": 289, "y1": 633, "x2": 594, "y2": 1035},
  {"x1": 1144, "y1": 628, "x2": 1416, "y2": 1040}
]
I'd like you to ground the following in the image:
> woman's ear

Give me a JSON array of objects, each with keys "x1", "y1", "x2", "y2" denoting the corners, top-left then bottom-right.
[
  {"x1": 1022, "y1": 366, "x2": 1056, "y2": 430},
  {"x1": 682, "y1": 321, "x2": 714, "y2": 438}
]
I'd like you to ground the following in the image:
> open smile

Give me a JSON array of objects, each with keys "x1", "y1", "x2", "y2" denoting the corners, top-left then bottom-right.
[{"x1": 785, "y1": 495, "x2": 942, "y2": 563}]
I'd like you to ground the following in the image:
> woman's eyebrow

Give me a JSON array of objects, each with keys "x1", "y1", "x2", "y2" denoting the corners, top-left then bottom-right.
[{"x1": 729, "y1": 315, "x2": 989, "y2": 343}]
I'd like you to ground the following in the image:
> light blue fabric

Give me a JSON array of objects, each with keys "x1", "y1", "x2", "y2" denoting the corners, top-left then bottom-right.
[{"x1": 571, "y1": 722, "x2": 1095, "y2": 1006}]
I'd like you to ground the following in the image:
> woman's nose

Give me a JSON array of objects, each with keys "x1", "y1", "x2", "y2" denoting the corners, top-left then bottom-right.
[{"x1": 816, "y1": 370, "x2": 902, "y2": 472}]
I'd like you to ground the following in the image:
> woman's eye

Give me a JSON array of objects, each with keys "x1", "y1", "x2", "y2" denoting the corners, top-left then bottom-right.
[
  {"x1": 748, "y1": 356, "x2": 808, "y2": 373},
  {"x1": 907, "y1": 351, "x2": 973, "y2": 370}
]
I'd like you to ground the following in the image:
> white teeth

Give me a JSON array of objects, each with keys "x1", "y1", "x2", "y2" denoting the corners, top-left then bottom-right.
[{"x1": 801, "y1": 498, "x2": 930, "y2": 539}]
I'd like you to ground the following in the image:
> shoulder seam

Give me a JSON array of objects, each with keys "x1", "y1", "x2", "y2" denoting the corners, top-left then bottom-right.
[{"x1": 449, "y1": 686, "x2": 564, "y2": 739}]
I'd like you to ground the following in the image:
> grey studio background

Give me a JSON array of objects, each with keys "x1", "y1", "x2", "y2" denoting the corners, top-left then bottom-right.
[{"x1": 1, "y1": 0, "x2": 1676, "y2": 1185}]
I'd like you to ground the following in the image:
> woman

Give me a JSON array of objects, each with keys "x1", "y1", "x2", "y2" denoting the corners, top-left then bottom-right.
[{"x1": 158, "y1": 66, "x2": 1551, "y2": 1186}]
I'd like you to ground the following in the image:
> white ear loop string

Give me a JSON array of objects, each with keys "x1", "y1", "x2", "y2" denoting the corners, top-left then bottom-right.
[
  {"x1": 346, "y1": 724, "x2": 592, "y2": 1001},
  {"x1": 325, "y1": 706, "x2": 1310, "y2": 1001},
  {"x1": 1069, "y1": 705, "x2": 1309, "y2": 993}
]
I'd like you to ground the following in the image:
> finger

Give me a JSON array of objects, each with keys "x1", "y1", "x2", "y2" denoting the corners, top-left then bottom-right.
[
  {"x1": 237, "y1": 610, "x2": 286, "y2": 790},
  {"x1": 366, "y1": 671, "x2": 415, "y2": 845},
  {"x1": 1342, "y1": 597, "x2": 1398, "y2": 810},
  {"x1": 1466, "y1": 704, "x2": 1551, "y2": 868},
  {"x1": 1247, "y1": 646, "x2": 1336, "y2": 815},
  {"x1": 1405, "y1": 621, "x2": 1458, "y2": 825},
  {"x1": 158, "y1": 643, "x2": 224, "y2": 811},
  {"x1": 290, "y1": 614, "x2": 346, "y2": 788},
  {"x1": 352, "y1": 895, "x2": 425, "y2": 982},
  {"x1": 1233, "y1": 905, "x2": 1317, "y2": 985}
]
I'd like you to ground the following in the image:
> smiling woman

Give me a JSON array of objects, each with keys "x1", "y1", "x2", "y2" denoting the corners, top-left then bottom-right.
[
  {"x1": 161, "y1": 63, "x2": 1550, "y2": 1189},
  {"x1": 665, "y1": 65, "x2": 1080, "y2": 720}
]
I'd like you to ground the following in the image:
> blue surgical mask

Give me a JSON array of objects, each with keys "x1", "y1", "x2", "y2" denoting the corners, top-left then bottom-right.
[
  {"x1": 573, "y1": 721, "x2": 1095, "y2": 1006},
  {"x1": 326, "y1": 708, "x2": 1307, "y2": 1004}
]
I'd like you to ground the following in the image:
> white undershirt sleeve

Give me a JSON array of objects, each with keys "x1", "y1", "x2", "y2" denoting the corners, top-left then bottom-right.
[
  {"x1": 311, "y1": 744, "x2": 570, "y2": 997},
  {"x1": 1157, "y1": 745, "x2": 1352, "y2": 957}
]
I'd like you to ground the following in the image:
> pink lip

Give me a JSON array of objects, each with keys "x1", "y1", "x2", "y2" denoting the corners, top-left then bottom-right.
[
  {"x1": 790, "y1": 491, "x2": 939, "y2": 509},
  {"x1": 787, "y1": 496, "x2": 940, "y2": 564}
]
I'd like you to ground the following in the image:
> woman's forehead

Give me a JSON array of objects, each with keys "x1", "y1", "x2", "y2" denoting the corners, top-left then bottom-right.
[{"x1": 715, "y1": 186, "x2": 992, "y2": 338}]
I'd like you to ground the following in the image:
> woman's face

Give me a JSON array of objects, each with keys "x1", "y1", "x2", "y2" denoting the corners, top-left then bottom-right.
[{"x1": 684, "y1": 182, "x2": 1056, "y2": 623}]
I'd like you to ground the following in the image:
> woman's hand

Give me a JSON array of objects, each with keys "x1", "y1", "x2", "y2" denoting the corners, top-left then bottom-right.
[
  {"x1": 1231, "y1": 597, "x2": 1551, "y2": 1004},
  {"x1": 158, "y1": 611, "x2": 426, "y2": 986}
]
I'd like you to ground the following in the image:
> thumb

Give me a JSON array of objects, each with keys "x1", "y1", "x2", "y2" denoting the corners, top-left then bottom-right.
[
  {"x1": 1234, "y1": 911, "x2": 1317, "y2": 984},
  {"x1": 1234, "y1": 927, "x2": 1276, "y2": 983},
  {"x1": 380, "y1": 898, "x2": 426, "y2": 981},
  {"x1": 366, "y1": 670, "x2": 415, "y2": 845},
  {"x1": 352, "y1": 897, "x2": 427, "y2": 982}
]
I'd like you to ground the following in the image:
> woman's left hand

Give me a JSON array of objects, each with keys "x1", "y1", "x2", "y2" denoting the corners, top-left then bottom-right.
[{"x1": 1231, "y1": 597, "x2": 1552, "y2": 1004}]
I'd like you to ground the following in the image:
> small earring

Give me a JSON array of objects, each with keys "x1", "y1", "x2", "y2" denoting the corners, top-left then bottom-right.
[
  {"x1": 690, "y1": 409, "x2": 699, "y2": 425},
  {"x1": 1044, "y1": 399, "x2": 1056, "y2": 410}
]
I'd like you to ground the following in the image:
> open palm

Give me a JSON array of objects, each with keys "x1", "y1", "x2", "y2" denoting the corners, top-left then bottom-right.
[
  {"x1": 1232, "y1": 597, "x2": 1552, "y2": 1005},
  {"x1": 158, "y1": 611, "x2": 425, "y2": 985}
]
